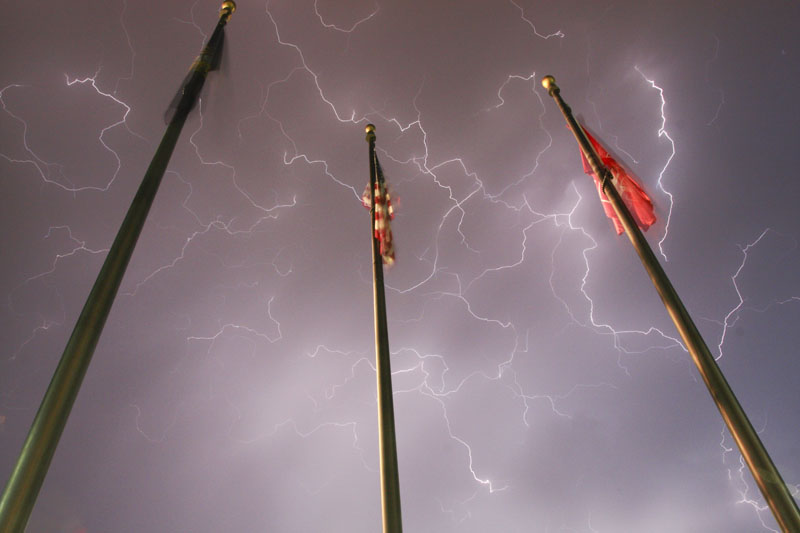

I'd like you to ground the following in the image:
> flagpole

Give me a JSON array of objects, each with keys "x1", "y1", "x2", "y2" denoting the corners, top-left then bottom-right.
[
  {"x1": 542, "y1": 75, "x2": 800, "y2": 532},
  {"x1": 0, "y1": 3, "x2": 236, "y2": 531},
  {"x1": 366, "y1": 124, "x2": 403, "y2": 533}
]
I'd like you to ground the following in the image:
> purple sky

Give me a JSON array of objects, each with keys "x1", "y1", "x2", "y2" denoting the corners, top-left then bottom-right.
[{"x1": 2, "y1": 1, "x2": 799, "y2": 531}]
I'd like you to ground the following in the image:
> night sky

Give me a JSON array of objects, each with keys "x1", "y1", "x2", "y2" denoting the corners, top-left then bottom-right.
[{"x1": 2, "y1": 1, "x2": 799, "y2": 531}]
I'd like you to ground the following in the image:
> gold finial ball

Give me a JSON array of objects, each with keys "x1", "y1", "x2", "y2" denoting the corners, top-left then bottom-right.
[
  {"x1": 221, "y1": 1, "x2": 236, "y2": 14},
  {"x1": 365, "y1": 124, "x2": 376, "y2": 134},
  {"x1": 541, "y1": 75, "x2": 556, "y2": 90}
]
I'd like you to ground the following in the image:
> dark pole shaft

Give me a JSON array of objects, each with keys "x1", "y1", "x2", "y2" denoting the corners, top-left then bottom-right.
[
  {"x1": 0, "y1": 111, "x2": 189, "y2": 533},
  {"x1": 0, "y1": 6, "x2": 234, "y2": 530},
  {"x1": 366, "y1": 124, "x2": 403, "y2": 533},
  {"x1": 542, "y1": 76, "x2": 800, "y2": 533}
]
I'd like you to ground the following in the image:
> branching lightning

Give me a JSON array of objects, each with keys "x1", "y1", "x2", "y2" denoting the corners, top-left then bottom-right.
[
  {"x1": 2, "y1": 2, "x2": 797, "y2": 532},
  {"x1": 508, "y1": 0, "x2": 565, "y2": 40},
  {"x1": 634, "y1": 66, "x2": 676, "y2": 261}
]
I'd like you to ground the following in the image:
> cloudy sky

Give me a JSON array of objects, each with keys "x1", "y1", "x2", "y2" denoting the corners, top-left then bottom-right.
[{"x1": 2, "y1": 1, "x2": 799, "y2": 531}]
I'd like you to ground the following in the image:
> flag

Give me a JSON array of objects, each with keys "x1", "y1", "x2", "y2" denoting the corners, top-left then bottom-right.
[
  {"x1": 0, "y1": 5, "x2": 237, "y2": 531},
  {"x1": 578, "y1": 125, "x2": 656, "y2": 235},
  {"x1": 164, "y1": 15, "x2": 227, "y2": 124},
  {"x1": 362, "y1": 154, "x2": 395, "y2": 265}
]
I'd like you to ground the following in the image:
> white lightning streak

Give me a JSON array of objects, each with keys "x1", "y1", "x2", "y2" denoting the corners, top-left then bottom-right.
[
  {"x1": 508, "y1": 0, "x2": 565, "y2": 40},
  {"x1": 634, "y1": 66, "x2": 676, "y2": 261},
  {"x1": 314, "y1": 0, "x2": 379, "y2": 33}
]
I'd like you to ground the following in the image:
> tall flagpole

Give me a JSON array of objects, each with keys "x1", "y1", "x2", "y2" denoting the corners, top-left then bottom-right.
[
  {"x1": 365, "y1": 124, "x2": 403, "y2": 533},
  {"x1": 542, "y1": 75, "x2": 800, "y2": 533},
  {"x1": 0, "y1": 3, "x2": 237, "y2": 531}
]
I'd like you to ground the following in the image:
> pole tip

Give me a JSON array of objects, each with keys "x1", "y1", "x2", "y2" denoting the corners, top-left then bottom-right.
[
  {"x1": 541, "y1": 75, "x2": 557, "y2": 90},
  {"x1": 365, "y1": 124, "x2": 376, "y2": 134},
  {"x1": 220, "y1": 1, "x2": 236, "y2": 18}
]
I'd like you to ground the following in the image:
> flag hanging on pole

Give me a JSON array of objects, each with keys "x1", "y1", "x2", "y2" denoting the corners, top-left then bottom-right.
[
  {"x1": 164, "y1": 1, "x2": 231, "y2": 123},
  {"x1": 544, "y1": 75, "x2": 800, "y2": 531},
  {"x1": 362, "y1": 154, "x2": 396, "y2": 265},
  {"x1": 364, "y1": 124, "x2": 403, "y2": 533},
  {"x1": 0, "y1": 3, "x2": 237, "y2": 531},
  {"x1": 577, "y1": 125, "x2": 656, "y2": 235}
]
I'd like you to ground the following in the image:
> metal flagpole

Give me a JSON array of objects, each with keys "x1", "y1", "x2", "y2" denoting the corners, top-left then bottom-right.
[
  {"x1": 365, "y1": 124, "x2": 403, "y2": 533},
  {"x1": 0, "y1": 3, "x2": 237, "y2": 531},
  {"x1": 542, "y1": 75, "x2": 800, "y2": 533}
]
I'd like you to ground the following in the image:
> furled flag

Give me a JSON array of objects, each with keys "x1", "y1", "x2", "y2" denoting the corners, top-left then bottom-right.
[
  {"x1": 164, "y1": 8, "x2": 228, "y2": 124},
  {"x1": 362, "y1": 154, "x2": 395, "y2": 265},
  {"x1": 577, "y1": 125, "x2": 657, "y2": 235}
]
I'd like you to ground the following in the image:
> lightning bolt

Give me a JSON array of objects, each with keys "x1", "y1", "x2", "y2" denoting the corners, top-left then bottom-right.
[
  {"x1": 634, "y1": 66, "x2": 676, "y2": 261},
  {"x1": 3, "y1": 3, "x2": 796, "y2": 532}
]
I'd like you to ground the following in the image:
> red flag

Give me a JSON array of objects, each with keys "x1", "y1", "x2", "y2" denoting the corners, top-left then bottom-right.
[
  {"x1": 362, "y1": 155, "x2": 395, "y2": 265},
  {"x1": 578, "y1": 125, "x2": 656, "y2": 235}
]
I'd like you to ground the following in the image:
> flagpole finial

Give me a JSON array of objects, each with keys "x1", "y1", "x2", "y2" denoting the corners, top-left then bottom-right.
[
  {"x1": 541, "y1": 75, "x2": 558, "y2": 94},
  {"x1": 220, "y1": 1, "x2": 236, "y2": 20},
  {"x1": 365, "y1": 123, "x2": 376, "y2": 142}
]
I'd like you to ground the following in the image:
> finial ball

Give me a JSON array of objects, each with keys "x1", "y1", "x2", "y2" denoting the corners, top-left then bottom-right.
[
  {"x1": 365, "y1": 124, "x2": 376, "y2": 134},
  {"x1": 221, "y1": 1, "x2": 236, "y2": 14},
  {"x1": 541, "y1": 75, "x2": 556, "y2": 90}
]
